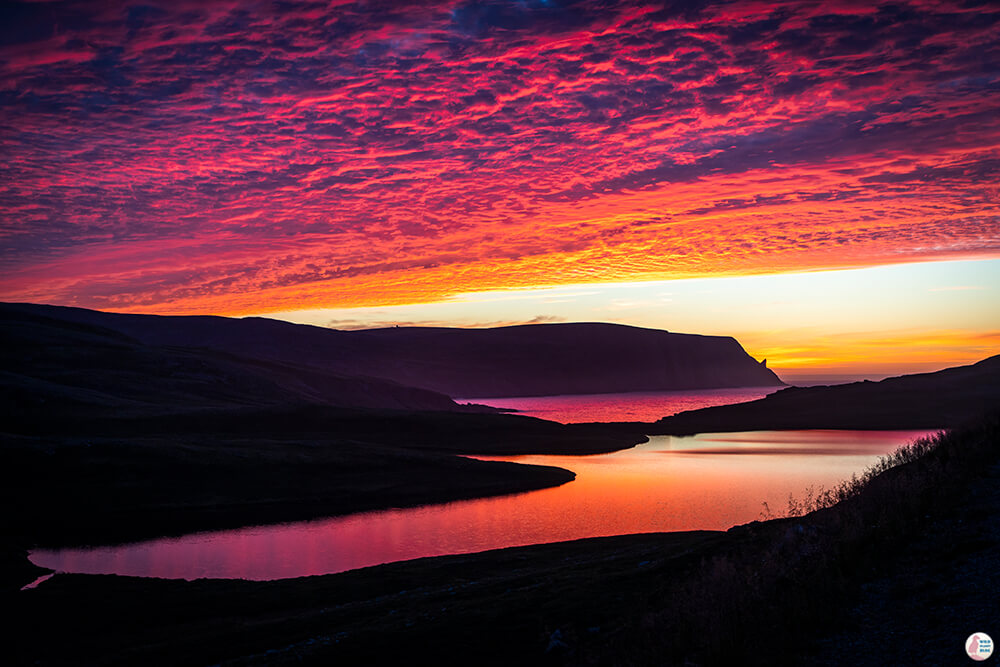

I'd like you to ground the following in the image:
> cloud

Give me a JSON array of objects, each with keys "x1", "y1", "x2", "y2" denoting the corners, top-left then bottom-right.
[{"x1": 1, "y1": 0, "x2": 998, "y2": 313}]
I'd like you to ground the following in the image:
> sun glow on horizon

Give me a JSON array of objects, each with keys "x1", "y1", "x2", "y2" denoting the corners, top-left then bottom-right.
[{"x1": 260, "y1": 258, "x2": 1000, "y2": 378}]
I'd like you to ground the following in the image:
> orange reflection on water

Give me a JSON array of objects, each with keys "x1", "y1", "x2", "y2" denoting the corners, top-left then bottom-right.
[
  {"x1": 463, "y1": 386, "x2": 780, "y2": 423},
  {"x1": 30, "y1": 429, "x2": 937, "y2": 581}
]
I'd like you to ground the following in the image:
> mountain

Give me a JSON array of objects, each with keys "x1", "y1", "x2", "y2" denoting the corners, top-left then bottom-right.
[
  {"x1": 0, "y1": 303, "x2": 783, "y2": 398},
  {"x1": 0, "y1": 306, "x2": 462, "y2": 417},
  {"x1": 652, "y1": 355, "x2": 1000, "y2": 434},
  {"x1": 322, "y1": 323, "x2": 783, "y2": 397}
]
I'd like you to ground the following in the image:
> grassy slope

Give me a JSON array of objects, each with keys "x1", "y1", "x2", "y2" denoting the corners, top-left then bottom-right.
[{"x1": 9, "y1": 531, "x2": 727, "y2": 666}]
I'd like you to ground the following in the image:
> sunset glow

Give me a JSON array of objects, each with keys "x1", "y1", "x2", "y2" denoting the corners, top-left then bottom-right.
[
  {"x1": 270, "y1": 259, "x2": 1000, "y2": 377},
  {"x1": 2, "y1": 0, "x2": 998, "y2": 373}
]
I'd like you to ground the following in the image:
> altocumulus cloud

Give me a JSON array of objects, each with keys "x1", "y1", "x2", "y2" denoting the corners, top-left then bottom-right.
[{"x1": 1, "y1": 0, "x2": 998, "y2": 313}]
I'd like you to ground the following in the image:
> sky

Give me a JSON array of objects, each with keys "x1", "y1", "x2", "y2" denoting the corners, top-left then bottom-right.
[{"x1": 2, "y1": 0, "x2": 998, "y2": 377}]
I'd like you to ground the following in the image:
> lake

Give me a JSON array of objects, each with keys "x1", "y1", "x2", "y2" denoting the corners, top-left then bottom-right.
[
  {"x1": 31, "y1": 428, "x2": 937, "y2": 581},
  {"x1": 459, "y1": 386, "x2": 780, "y2": 423}
]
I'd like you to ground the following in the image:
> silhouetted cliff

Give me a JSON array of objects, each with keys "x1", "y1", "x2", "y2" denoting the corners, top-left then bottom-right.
[{"x1": 0, "y1": 303, "x2": 783, "y2": 398}]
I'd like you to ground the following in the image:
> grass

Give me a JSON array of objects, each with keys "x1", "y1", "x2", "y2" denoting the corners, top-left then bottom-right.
[
  {"x1": 765, "y1": 430, "x2": 944, "y2": 520},
  {"x1": 598, "y1": 412, "x2": 1000, "y2": 665}
]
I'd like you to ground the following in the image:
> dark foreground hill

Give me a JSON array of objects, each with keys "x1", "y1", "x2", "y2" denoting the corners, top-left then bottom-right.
[
  {"x1": 0, "y1": 302, "x2": 783, "y2": 397},
  {"x1": 0, "y1": 305, "x2": 645, "y2": 547},
  {"x1": 652, "y1": 354, "x2": 1000, "y2": 434}
]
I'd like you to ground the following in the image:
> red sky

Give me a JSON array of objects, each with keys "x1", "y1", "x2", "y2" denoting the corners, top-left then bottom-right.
[{"x1": 1, "y1": 0, "x2": 999, "y2": 323}]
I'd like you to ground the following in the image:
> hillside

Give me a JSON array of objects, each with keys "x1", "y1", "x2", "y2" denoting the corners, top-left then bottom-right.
[
  {"x1": 0, "y1": 307, "x2": 462, "y2": 416},
  {"x1": 0, "y1": 303, "x2": 783, "y2": 398},
  {"x1": 652, "y1": 355, "x2": 1000, "y2": 434}
]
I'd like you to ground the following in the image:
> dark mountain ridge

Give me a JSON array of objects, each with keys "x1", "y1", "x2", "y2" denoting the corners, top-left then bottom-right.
[
  {"x1": 0, "y1": 302, "x2": 783, "y2": 398},
  {"x1": 342, "y1": 323, "x2": 782, "y2": 396}
]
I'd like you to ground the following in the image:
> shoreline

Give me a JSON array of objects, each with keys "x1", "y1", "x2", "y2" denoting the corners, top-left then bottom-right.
[{"x1": 7, "y1": 443, "x2": 581, "y2": 552}]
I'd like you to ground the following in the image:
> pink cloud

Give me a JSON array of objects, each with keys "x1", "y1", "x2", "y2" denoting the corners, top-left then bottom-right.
[{"x1": 1, "y1": 0, "x2": 998, "y2": 313}]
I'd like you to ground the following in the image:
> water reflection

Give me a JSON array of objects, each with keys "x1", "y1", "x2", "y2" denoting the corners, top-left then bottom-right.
[
  {"x1": 30, "y1": 429, "x2": 936, "y2": 581},
  {"x1": 459, "y1": 386, "x2": 780, "y2": 423}
]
